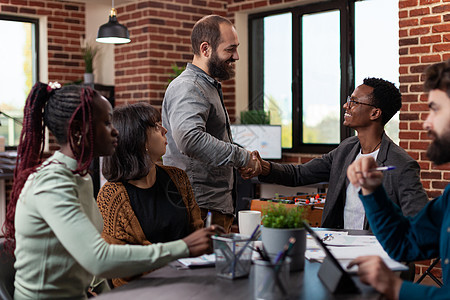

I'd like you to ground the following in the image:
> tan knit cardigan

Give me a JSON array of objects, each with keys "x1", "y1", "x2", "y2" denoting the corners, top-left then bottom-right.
[{"x1": 97, "y1": 164, "x2": 203, "y2": 287}]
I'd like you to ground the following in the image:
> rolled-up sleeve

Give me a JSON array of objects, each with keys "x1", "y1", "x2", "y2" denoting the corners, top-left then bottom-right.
[
  {"x1": 164, "y1": 78, "x2": 249, "y2": 168},
  {"x1": 34, "y1": 170, "x2": 189, "y2": 278}
]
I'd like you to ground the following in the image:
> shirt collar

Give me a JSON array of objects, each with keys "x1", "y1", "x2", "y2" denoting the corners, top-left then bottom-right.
[
  {"x1": 52, "y1": 151, "x2": 78, "y2": 171},
  {"x1": 186, "y1": 63, "x2": 221, "y2": 89}
]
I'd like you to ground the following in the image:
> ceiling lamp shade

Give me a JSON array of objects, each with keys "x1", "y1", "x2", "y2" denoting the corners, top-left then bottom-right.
[{"x1": 96, "y1": 5, "x2": 130, "y2": 44}]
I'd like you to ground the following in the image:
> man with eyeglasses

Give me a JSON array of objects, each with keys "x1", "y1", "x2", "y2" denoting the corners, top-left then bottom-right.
[{"x1": 241, "y1": 78, "x2": 428, "y2": 230}]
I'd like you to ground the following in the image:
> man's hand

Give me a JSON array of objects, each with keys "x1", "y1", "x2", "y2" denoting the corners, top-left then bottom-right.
[
  {"x1": 182, "y1": 225, "x2": 225, "y2": 257},
  {"x1": 347, "y1": 156, "x2": 383, "y2": 195},
  {"x1": 347, "y1": 256, "x2": 402, "y2": 300},
  {"x1": 239, "y1": 150, "x2": 263, "y2": 180}
]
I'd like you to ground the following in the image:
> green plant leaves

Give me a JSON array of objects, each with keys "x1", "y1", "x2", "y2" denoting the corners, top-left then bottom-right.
[
  {"x1": 261, "y1": 203, "x2": 306, "y2": 229},
  {"x1": 82, "y1": 44, "x2": 99, "y2": 73}
]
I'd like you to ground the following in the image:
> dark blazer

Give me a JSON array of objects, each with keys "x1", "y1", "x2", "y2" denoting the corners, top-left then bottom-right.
[{"x1": 259, "y1": 133, "x2": 429, "y2": 229}]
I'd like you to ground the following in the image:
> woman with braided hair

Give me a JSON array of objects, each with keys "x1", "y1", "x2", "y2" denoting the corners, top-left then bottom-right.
[{"x1": 2, "y1": 83, "x2": 220, "y2": 299}]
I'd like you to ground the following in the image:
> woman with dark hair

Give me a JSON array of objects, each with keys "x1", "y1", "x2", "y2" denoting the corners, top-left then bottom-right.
[
  {"x1": 2, "y1": 83, "x2": 217, "y2": 299},
  {"x1": 97, "y1": 102, "x2": 203, "y2": 287}
]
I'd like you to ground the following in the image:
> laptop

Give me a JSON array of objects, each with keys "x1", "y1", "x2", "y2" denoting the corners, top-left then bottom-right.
[{"x1": 303, "y1": 221, "x2": 359, "y2": 293}]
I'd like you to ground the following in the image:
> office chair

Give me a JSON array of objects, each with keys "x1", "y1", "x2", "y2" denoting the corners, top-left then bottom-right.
[
  {"x1": 415, "y1": 258, "x2": 443, "y2": 287},
  {"x1": 0, "y1": 238, "x2": 15, "y2": 300}
]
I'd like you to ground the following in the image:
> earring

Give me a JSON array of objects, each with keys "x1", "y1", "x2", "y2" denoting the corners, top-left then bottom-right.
[
  {"x1": 76, "y1": 134, "x2": 82, "y2": 146},
  {"x1": 145, "y1": 148, "x2": 149, "y2": 152}
]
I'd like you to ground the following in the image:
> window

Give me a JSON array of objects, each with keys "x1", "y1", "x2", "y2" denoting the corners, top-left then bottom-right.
[
  {"x1": 355, "y1": 0, "x2": 399, "y2": 144},
  {"x1": 302, "y1": 9, "x2": 341, "y2": 145},
  {"x1": 0, "y1": 15, "x2": 39, "y2": 148},
  {"x1": 249, "y1": 13, "x2": 293, "y2": 147},
  {"x1": 249, "y1": 0, "x2": 399, "y2": 153}
]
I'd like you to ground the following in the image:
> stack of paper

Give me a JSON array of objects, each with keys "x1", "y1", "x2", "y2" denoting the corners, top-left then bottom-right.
[
  {"x1": 177, "y1": 254, "x2": 216, "y2": 268},
  {"x1": 305, "y1": 231, "x2": 408, "y2": 273},
  {"x1": 177, "y1": 241, "x2": 265, "y2": 269}
]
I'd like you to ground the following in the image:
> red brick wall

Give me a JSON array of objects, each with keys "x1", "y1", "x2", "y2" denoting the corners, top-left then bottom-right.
[
  {"x1": 113, "y1": 0, "x2": 230, "y2": 110},
  {"x1": 398, "y1": 0, "x2": 449, "y2": 278},
  {"x1": 1, "y1": 0, "x2": 86, "y2": 150},
  {"x1": 398, "y1": 0, "x2": 450, "y2": 200}
]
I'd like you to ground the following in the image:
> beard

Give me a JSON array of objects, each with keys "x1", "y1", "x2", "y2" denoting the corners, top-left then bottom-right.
[
  {"x1": 426, "y1": 129, "x2": 450, "y2": 165},
  {"x1": 208, "y1": 51, "x2": 235, "y2": 81}
]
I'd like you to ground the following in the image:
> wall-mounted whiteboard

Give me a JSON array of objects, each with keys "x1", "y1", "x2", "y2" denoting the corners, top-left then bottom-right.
[{"x1": 230, "y1": 125, "x2": 282, "y2": 159}]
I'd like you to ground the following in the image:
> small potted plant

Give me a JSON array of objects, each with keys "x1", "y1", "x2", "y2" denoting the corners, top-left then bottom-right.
[
  {"x1": 261, "y1": 203, "x2": 307, "y2": 271},
  {"x1": 240, "y1": 110, "x2": 270, "y2": 124},
  {"x1": 82, "y1": 42, "x2": 99, "y2": 84}
]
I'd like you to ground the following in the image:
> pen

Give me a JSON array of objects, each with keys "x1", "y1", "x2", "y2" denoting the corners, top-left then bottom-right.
[
  {"x1": 276, "y1": 237, "x2": 296, "y2": 266},
  {"x1": 259, "y1": 238, "x2": 295, "y2": 296},
  {"x1": 225, "y1": 225, "x2": 260, "y2": 276},
  {"x1": 261, "y1": 244, "x2": 271, "y2": 262},
  {"x1": 256, "y1": 246, "x2": 271, "y2": 262},
  {"x1": 205, "y1": 211, "x2": 212, "y2": 228},
  {"x1": 356, "y1": 166, "x2": 396, "y2": 173},
  {"x1": 235, "y1": 224, "x2": 260, "y2": 260}
]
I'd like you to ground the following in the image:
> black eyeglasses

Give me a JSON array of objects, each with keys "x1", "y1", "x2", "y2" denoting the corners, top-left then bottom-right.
[{"x1": 346, "y1": 96, "x2": 377, "y2": 109}]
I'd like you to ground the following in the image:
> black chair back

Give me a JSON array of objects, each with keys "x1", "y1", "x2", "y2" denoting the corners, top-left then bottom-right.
[{"x1": 0, "y1": 238, "x2": 15, "y2": 300}]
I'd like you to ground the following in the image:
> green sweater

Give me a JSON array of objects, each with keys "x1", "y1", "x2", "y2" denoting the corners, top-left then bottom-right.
[{"x1": 14, "y1": 152, "x2": 189, "y2": 299}]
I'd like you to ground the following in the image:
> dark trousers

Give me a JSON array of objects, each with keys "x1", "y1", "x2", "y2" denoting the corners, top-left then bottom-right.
[{"x1": 200, "y1": 208, "x2": 234, "y2": 233}]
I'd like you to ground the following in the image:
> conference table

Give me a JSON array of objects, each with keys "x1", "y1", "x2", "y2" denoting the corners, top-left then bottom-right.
[{"x1": 95, "y1": 259, "x2": 380, "y2": 300}]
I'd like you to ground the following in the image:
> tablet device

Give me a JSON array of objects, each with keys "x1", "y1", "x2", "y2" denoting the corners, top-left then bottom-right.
[{"x1": 303, "y1": 222, "x2": 359, "y2": 293}]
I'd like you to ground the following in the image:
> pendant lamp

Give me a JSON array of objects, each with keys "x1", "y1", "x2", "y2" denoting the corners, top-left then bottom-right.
[{"x1": 96, "y1": 0, "x2": 131, "y2": 44}]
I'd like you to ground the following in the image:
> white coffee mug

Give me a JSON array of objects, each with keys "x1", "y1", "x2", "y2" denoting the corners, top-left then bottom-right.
[{"x1": 238, "y1": 210, "x2": 261, "y2": 236}]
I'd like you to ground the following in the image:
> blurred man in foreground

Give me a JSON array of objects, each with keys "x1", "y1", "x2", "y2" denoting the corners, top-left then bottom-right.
[{"x1": 347, "y1": 60, "x2": 450, "y2": 299}]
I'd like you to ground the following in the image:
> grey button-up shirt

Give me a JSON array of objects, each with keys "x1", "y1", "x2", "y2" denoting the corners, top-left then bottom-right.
[{"x1": 162, "y1": 63, "x2": 250, "y2": 215}]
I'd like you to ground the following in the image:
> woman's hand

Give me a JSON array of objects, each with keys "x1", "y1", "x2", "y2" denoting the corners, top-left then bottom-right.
[{"x1": 182, "y1": 225, "x2": 225, "y2": 257}]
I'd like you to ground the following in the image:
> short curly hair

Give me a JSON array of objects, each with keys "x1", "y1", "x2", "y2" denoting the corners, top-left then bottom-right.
[
  {"x1": 363, "y1": 77, "x2": 402, "y2": 125},
  {"x1": 424, "y1": 59, "x2": 450, "y2": 97}
]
